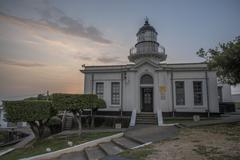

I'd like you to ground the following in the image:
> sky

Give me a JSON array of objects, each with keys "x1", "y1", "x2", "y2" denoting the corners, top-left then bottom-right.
[{"x1": 0, "y1": 0, "x2": 240, "y2": 103}]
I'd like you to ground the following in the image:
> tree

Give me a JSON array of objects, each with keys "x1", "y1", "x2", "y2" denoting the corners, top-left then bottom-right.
[
  {"x1": 196, "y1": 36, "x2": 240, "y2": 85},
  {"x1": 82, "y1": 95, "x2": 106, "y2": 128},
  {"x1": 4, "y1": 100, "x2": 56, "y2": 139},
  {"x1": 52, "y1": 93, "x2": 106, "y2": 134}
]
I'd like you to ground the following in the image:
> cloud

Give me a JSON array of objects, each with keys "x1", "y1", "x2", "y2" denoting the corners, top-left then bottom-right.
[
  {"x1": 0, "y1": 58, "x2": 46, "y2": 67},
  {"x1": 97, "y1": 56, "x2": 126, "y2": 64},
  {"x1": 73, "y1": 53, "x2": 93, "y2": 61},
  {"x1": 0, "y1": 1, "x2": 111, "y2": 44}
]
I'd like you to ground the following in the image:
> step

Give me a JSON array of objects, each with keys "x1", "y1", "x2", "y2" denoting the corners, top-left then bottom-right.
[
  {"x1": 136, "y1": 119, "x2": 157, "y2": 121},
  {"x1": 136, "y1": 120, "x2": 157, "y2": 123},
  {"x1": 57, "y1": 151, "x2": 87, "y2": 160},
  {"x1": 136, "y1": 120, "x2": 158, "y2": 124},
  {"x1": 137, "y1": 116, "x2": 157, "y2": 118},
  {"x1": 137, "y1": 114, "x2": 156, "y2": 116},
  {"x1": 99, "y1": 142, "x2": 124, "y2": 155},
  {"x1": 112, "y1": 137, "x2": 141, "y2": 149},
  {"x1": 137, "y1": 117, "x2": 157, "y2": 119},
  {"x1": 85, "y1": 146, "x2": 106, "y2": 160}
]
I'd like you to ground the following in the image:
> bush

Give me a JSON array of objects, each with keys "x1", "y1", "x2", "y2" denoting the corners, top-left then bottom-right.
[
  {"x1": 219, "y1": 102, "x2": 236, "y2": 113},
  {"x1": 4, "y1": 100, "x2": 53, "y2": 122},
  {"x1": 52, "y1": 93, "x2": 106, "y2": 110},
  {"x1": 52, "y1": 93, "x2": 106, "y2": 132},
  {"x1": 4, "y1": 100, "x2": 56, "y2": 139},
  {"x1": 47, "y1": 116, "x2": 62, "y2": 134}
]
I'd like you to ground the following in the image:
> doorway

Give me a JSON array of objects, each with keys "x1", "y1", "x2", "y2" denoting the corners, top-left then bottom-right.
[{"x1": 141, "y1": 87, "x2": 153, "y2": 112}]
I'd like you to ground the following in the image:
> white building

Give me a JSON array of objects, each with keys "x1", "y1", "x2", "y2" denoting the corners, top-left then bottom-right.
[
  {"x1": 0, "y1": 105, "x2": 8, "y2": 128},
  {"x1": 217, "y1": 83, "x2": 232, "y2": 103},
  {"x1": 81, "y1": 19, "x2": 219, "y2": 117}
]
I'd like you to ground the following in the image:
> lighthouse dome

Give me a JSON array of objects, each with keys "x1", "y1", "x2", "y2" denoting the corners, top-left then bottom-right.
[
  {"x1": 128, "y1": 18, "x2": 167, "y2": 64},
  {"x1": 137, "y1": 19, "x2": 157, "y2": 36}
]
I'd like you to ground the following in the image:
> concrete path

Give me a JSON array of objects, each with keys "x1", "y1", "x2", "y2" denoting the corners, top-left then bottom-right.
[
  {"x1": 0, "y1": 127, "x2": 35, "y2": 157},
  {"x1": 125, "y1": 125, "x2": 178, "y2": 143},
  {"x1": 181, "y1": 114, "x2": 240, "y2": 128}
]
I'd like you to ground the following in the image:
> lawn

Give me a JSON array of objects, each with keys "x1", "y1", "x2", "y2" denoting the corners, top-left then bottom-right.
[
  {"x1": 119, "y1": 145, "x2": 155, "y2": 160},
  {"x1": 235, "y1": 102, "x2": 240, "y2": 109},
  {"x1": 119, "y1": 123, "x2": 240, "y2": 160},
  {"x1": 0, "y1": 132, "x2": 117, "y2": 160}
]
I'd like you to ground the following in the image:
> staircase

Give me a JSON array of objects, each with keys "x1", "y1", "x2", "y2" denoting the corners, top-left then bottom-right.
[
  {"x1": 136, "y1": 112, "x2": 158, "y2": 125},
  {"x1": 57, "y1": 135, "x2": 144, "y2": 160}
]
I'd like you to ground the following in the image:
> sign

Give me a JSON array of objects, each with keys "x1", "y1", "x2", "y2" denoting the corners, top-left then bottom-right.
[{"x1": 159, "y1": 85, "x2": 166, "y2": 94}]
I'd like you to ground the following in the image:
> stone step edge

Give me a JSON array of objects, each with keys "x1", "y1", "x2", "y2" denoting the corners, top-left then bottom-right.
[
  {"x1": 123, "y1": 135, "x2": 145, "y2": 144},
  {"x1": 98, "y1": 143, "x2": 111, "y2": 156},
  {"x1": 98, "y1": 143, "x2": 120, "y2": 156},
  {"x1": 111, "y1": 139, "x2": 129, "y2": 150},
  {"x1": 19, "y1": 132, "x2": 124, "y2": 160},
  {"x1": 84, "y1": 146, "x2": 106, "y2": 160}
]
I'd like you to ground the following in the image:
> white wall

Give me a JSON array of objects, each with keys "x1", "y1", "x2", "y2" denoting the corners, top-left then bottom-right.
[
  {"x1": 83, "y1": 65, "x2": 219, "y2": 113},
  {"x1": 218, "y1": 84, "x2": 232, "y2": 102},
  {"x1": 232, "y1": 94, "x2": 240, "y2": 102},
  {"x1": 0, "y1": 107, "x2": 8, "y2": 128}
]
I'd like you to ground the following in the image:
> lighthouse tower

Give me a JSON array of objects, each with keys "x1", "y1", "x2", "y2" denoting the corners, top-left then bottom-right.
[{"x1": 128, "y1": 18, "x2": 167, "y2": 64}]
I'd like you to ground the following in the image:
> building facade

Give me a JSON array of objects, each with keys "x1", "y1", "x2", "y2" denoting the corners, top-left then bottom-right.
[{"x1": 81, "y1": 19, "x2": 219, "y2": 116}]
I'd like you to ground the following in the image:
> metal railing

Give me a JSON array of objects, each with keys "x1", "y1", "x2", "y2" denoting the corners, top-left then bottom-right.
[{"x1": 129, "y1": 45, "x2": 165, "y2": 55}]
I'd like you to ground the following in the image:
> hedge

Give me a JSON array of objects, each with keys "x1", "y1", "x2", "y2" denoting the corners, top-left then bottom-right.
[
  {"x1": 52, "y1": 93, "x2": 106, "y2": 111},
  {"x1": 3, "y1": 100, "x2": 53, "y2": 122}
]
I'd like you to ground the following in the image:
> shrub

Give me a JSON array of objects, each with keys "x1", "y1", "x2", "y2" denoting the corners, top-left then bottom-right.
[
  {"x1": 4, "y1": 100, "x2": 55, "y2": 139},
  {"x1": 52, "y1": 93, "x2": 106, "y2": 133}
]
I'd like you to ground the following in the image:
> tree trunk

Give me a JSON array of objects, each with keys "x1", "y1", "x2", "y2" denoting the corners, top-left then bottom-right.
[
  {"x1": 91, "y1": 108, "x2": 97, "y2": 128},
  {"x1": 73, "y1": 112, "x2": 82, "y2": 136},
  {"x1": 29, "y1": 121, "x2": 50, "y2": 139},
  {"x1": 61, "y1": 110, "x2": 67, "y2": 131},
  {"x1": 28, "y1": 122, "x2": 40, "y2": 139},
  {"x1": 91, "y1": 109, "x2": 95, "y2": 128}
]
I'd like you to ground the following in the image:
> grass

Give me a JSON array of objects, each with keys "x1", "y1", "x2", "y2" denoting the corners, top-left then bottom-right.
[
  {"x1": 192, "y1": 123, "x2": 240, "y2": 160},
  {"x1": 0, "y1": 132, "x2": 8, "y2": 142},
  {"x1": 235, "y1": 102, "x2": 240, "y2": 109},
  {"x1": 163, "y1": 117, "x2": 219, "y2": 124},
  {"x1": 195, "y1": 123, "x2": 240, "y2": 142},
  {"x1": 193, "y1": 145, "x2": 222, "y2": 156},
  {"x1": 119, "y1": 145, "x2": 155, "y2": 160},
  {"x1": 193, "y1": 144, "x2": 240, "y2": 160},
  {"x1": 0, "y1": 132, "x2": 117, "y2": 160}
]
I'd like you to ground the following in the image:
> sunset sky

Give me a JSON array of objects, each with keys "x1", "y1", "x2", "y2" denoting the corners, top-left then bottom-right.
[{"x1": 0, "y1": 0, "x2": 240, "y2": 103}]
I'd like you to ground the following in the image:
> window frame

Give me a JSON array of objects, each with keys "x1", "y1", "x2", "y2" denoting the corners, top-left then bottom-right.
[
  {"x1": 175, "y1": 81, "x2": 185, "y2": 106},
  {"x1": 111, "y1": 82, "x2": 120, "y2": 105},
  {"x1": 193, "y1": 81, "x2": 203, "y2": 106},
  {"x1": 96, "y1": 82, "x2": 104, "y2": 99}
]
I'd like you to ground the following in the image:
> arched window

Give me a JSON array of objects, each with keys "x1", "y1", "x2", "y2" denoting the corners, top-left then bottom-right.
[{"x1": 140, "y1": 74, "x2": 153, "y2": 84}]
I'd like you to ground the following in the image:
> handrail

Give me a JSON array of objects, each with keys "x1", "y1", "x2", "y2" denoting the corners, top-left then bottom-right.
[
  {"x1": 129, "y1": 109, "x2": 136, "y2": 127},
  {"x1": 157, "y1": 108, "x2": 163, "y2": 126},
  {"x1": 129, "y1": 45, "x2": 165, "y2": 55}
]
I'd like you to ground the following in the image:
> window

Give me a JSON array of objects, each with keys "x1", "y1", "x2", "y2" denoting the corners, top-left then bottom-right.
[
  {"x1": 111, "y1": 82, "x2": 120, "y2": 105},
  {"x1": 193, "y1": 81, "x2": 203, "y2": 105},
  {"x1": 175, "y1": 81, "x2": 185, "y2": 105},
  {"x1": 96, "y1": 82, "x2": 104, "y2": 99},
  {"x1": 140, "y1": 74, "x2": 153, "y2": 84}
]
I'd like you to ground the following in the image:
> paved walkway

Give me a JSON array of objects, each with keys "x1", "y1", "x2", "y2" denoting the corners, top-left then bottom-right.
[
  {"x1": 125, "y1": 125, "x2": 178, "y2": 143},
  {"x1": 181, "y1": 113, "x2": 240, "y2": 127}
]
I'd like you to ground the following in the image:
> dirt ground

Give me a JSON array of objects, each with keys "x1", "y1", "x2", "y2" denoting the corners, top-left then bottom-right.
[{"x1": 148, "y1": 123, "x2": 240, "y2": 160}]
